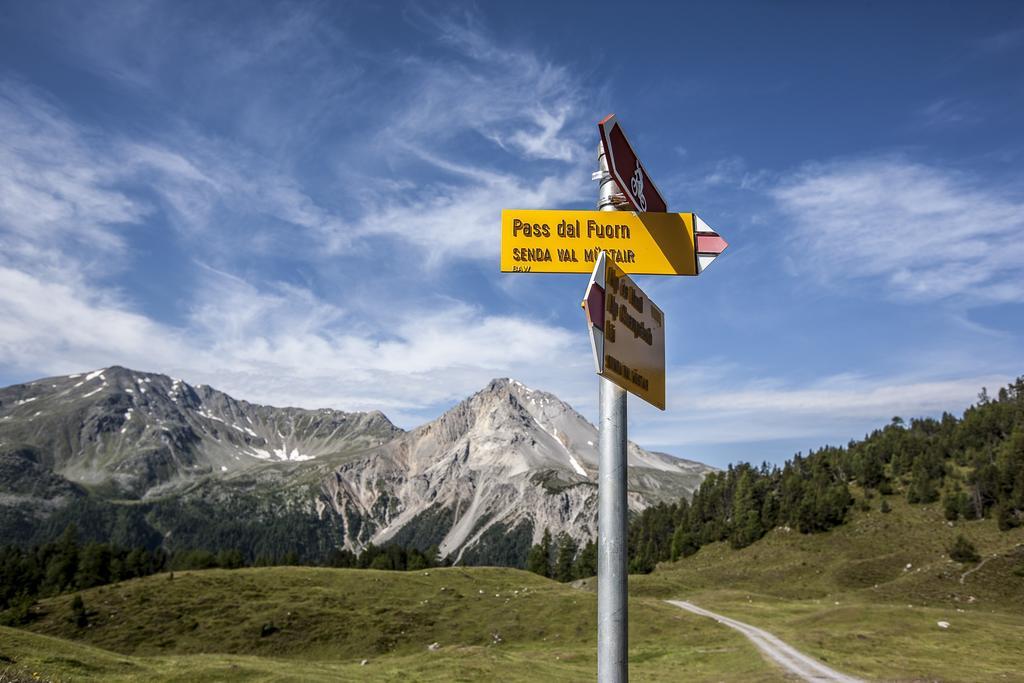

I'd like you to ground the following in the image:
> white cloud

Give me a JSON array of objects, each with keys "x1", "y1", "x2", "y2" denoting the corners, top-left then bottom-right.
[
  {"x1": 0, "y1": 259, "x2": 588, "y2": 426},
  {"x1": 183, "y1": 266, "x2": 589, "y2": 420},
  {"x1": 636, "y1": 368, "x2": 1010, "y2": 449},
  {"x1": 0, "y1": 266, "x2": 187, "y2": 371},
  {"x1": 353, "y1": 161, "x2": 587, "y2": 266},
  {"x1": 682, "y1": 374, "x2": 993, "y2": 418},
  {"x1": 773, "y1": 157, "x2": 1024, "y2": 303}
]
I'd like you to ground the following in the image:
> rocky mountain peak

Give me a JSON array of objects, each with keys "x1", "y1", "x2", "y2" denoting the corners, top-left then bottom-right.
[
  {"x1": 0, "y1": 367, "x2": 403, "y2": 496},
  {"x1": 316, "y1": 376, "x2": 714, "y2": 562}
]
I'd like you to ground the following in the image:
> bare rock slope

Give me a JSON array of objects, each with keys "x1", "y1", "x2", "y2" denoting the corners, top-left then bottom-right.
[{"x1": 319, "y1": 379, "x2": 711, "y2": 563}]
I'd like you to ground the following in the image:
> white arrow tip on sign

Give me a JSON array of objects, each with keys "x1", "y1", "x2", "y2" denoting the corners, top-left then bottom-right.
[
  {"x1": 694, "y1": 214, "x2": 715, "y2": 234},
  {"x1": 693, "y1": 214, "x2": 728, "y2": 274},
  {"x1": 697, "y1": 254, "x2": 719, "y2": 272}
]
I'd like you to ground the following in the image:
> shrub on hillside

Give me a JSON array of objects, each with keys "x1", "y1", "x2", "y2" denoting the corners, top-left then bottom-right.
[
  {"x1": 69, "y1": 595, "x2": 88, "y2": 627},
  {"x1": 948, "y1": 534, "x2": 981, "y2": 563},
  {"x1": 996, "y1": 505, "x2": 1020, "y2": 531},
  {"x1": 0, "y1": 595, "x2": 34, "y2": 626}
]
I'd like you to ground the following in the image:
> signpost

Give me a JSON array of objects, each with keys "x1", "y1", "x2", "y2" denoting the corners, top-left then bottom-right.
[
  {"x1": 594, "y1": 141, "x2": 630, "y2": 683},
  {"x1": 500, "y1": 114, "x2": 728, "y2": 683},
  {"x1": 500, "y1": 209, "x2": 727, "y2": 276},
  {"x1": 583, "y1": 251, "x2": 666, "y2": 410}
]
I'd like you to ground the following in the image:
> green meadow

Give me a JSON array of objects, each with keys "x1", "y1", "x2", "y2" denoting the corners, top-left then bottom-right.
[
  {"x1": 2, "y1": 494, "x2": 1022, "y2": 682},
  {"x1": 0, "y1": 566, "x2": 777, "y2": 682}
]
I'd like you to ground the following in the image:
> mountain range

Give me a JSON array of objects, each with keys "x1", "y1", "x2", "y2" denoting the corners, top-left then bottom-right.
[{"x1": 0, "y1": 367, "x2": 712, "y2": 565}]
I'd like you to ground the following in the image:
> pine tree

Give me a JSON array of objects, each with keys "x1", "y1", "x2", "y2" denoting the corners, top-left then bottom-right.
[
  {"x1": 525, "y1": 529, "x2": 552, "y2": 578},
  {"x1": 670, "y1": 528, "x2": 699, "y2": 560},
  {"x1": 406, "y1": 550, "x2": 429, "y2": 571},
  {"x1": 856, "y1": 445, "x2": 886, "y2": 489},
  {"x1": 553, "y1": 534, "x2": 578, "y2": 583},
  {"x1": 907, "y1": 458, "x2": 939, "y2": 504},
  {"x1": 43, "y1": 525, "x2": 80, "y2": 594},
  {"x1": 573, "y1": 541, "x2": 597, "y2": 579},
  {"x1": 75, "y1": 543, "x2": 112, "y2": 589},
  {"x1": 729, "y1": 469, "x2": 764, "y2": 549}
]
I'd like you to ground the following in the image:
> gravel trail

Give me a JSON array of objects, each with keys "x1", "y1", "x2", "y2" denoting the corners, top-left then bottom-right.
[{"x1": 665, "y1": 599, "x2": 864, "y2": 682}]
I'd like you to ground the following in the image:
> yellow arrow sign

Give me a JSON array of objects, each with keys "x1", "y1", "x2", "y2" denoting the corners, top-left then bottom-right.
[{"x1": 502, "y1": 209, "x2": 704, "y2": 275}]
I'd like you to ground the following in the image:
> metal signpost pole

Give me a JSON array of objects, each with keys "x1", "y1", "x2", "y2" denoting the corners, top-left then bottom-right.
[{"x1": 596, "y1": 143, "x2": 629, "y2": 683}]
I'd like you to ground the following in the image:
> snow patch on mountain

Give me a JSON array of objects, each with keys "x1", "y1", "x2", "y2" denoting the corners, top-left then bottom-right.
[{"x1": 568, "y1": 454, "x2": 587, "y2": 477}]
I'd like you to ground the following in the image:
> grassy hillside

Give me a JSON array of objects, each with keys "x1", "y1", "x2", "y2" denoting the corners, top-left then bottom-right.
[
  {"x1": 1, "y1": 566, "x2": 781, "y2": 682},
  {"x1": 4, "y1": 469, "x2": 1023, "y2": 681},
  {"x1": 626, "y1": 493, "x2": 1024, "y2": 682}
]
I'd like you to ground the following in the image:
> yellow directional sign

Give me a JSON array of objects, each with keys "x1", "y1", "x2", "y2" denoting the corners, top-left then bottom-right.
[
  {"x1": 582, "y1": 252, "x2": 666, "y2": 410},
  {"x1": 502, "y1": 209, "x2": 699, "y2": 276}
]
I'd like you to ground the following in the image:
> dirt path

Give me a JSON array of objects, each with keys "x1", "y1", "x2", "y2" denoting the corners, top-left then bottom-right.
[
  {"x1": 665, "y1": 600, "x2": 864, "y2": 683},
  {"x1": 959, "y1": 553, "x2": 997, "y2": 584}
]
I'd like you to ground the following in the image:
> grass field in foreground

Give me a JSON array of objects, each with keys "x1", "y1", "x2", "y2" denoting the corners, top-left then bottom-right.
[
  {"x1": 626, "y1": 494, "x2": 1024, "y2": 682},
  {"x1": 1, "y1": 566, "x2": 782, "y2": 682}
]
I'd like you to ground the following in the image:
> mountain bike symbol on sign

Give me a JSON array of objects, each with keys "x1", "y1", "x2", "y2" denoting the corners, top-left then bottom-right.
[{"x1": 630, "y1": 162, "x2": 647, "y2": 212}]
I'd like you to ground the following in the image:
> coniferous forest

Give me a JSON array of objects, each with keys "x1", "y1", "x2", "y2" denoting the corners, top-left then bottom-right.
[
  {"x1": 618, "y1": 376, "x2": 1024, "y2": 575},
  {"x1": 528, "y1": 376, "x2": 1024, "y2": 579},
  {"x1": 0, "y1": 532, "x2": 444, "y2": 625}
]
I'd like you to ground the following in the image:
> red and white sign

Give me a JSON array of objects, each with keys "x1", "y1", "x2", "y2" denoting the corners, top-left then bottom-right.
[
  {"x1": 694, "y1": 214, "x2": 728, "y2": 274},
  {"x1": 598, "y1": 114, "x2": 668, "y2": 214}
]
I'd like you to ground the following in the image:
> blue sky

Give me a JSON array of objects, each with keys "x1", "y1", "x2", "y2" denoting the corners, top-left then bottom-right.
[{"x1": 1, "y1": 1, "x2": 1022, "y2": 468}]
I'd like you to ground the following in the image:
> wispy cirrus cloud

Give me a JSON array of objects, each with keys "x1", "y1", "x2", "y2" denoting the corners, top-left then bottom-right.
[
  {"x1": 0, "y1": 84, "x2": 149, "y2": 262},
  {"x1": 338, "y1": 12, "x2": 593, "y2": 264},
  {"x1": 0, "y1": 8, "x2": 598, "y2": 424},
  {"x1": 402, "y1": 9, "x2": 588, "y2": 164},
  {"x1": 32, "y1": 0, "x2": 358, "y2": 152},
  {"x1": 0, "y1": 80, "x2": 351, "y2": 271},
  {"x1": 919, "y1": 98, "x2": 980, "y2": 128},
  {"x1": 773, "y1": 157, "x2": 1024, "y2": 303},
  {"x1": 979, "y1": 27, "x2": 1024, "y2": 54}
]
